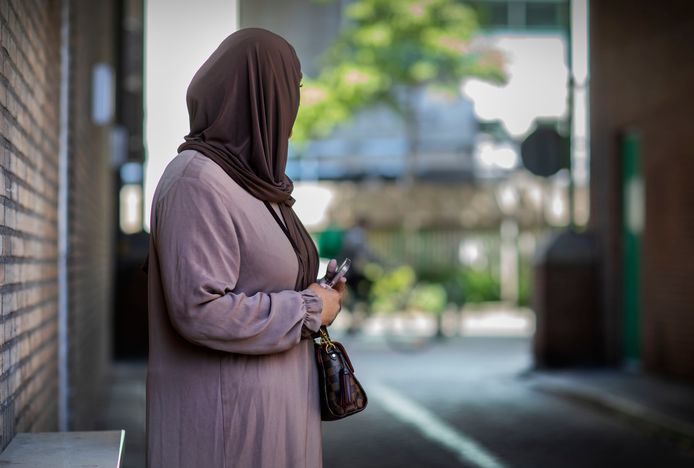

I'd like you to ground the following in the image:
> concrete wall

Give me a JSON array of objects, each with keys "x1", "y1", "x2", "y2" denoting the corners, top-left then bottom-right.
[
  {"x1": 239, "y1": 0, "x2": 341, "y2": 77},
  {"x1": 590, "y1": 0, "x2": 694, "y2": 378}
]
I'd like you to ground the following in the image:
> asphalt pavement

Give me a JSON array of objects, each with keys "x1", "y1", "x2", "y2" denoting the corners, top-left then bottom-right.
[
  {"x1": 322, "y1": 335, "x2": 694, "y2": 468},
  {"x1": 99, "y1": 335, "x2": 694, "y2": 468}
]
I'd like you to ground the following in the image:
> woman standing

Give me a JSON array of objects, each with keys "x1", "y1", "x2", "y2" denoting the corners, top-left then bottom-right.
[{"x1": 145, "y1": 28, "x2": 344, "y2": 467}]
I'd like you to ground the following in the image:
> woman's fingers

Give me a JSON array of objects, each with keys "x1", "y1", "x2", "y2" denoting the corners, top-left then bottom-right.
[
  {"x1": 333, "y1": 276, "x2": 347, "y2": 296},
  {"x1": 309, "y1": 283, "x2": 343, "y2": 326}
]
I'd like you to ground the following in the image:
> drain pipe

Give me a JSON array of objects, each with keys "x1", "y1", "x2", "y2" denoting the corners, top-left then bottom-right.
[{"x1": 58, "y1": 0, "x2": 71, "y2": 432}]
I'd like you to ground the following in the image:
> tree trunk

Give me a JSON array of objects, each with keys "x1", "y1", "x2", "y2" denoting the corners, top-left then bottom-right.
[
  {"x1": 403, "y1": 86, "x2": 422, "y2": 184},
  {"x1": 435, "y1": 312, "x2": 446, "y2": 340}
]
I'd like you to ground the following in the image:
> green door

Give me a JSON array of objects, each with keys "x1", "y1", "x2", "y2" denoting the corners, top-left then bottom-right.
[{"x1": 621, "y1": 131, "x2": 644, "y2": 366}]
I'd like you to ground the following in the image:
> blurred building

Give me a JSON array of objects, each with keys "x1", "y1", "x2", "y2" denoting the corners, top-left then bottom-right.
[
  {"x1": 242, "y1": 0, "x2": 574, "y2": 309},
  {"x1": 244, "y1": 0, "x2": 694, "y2": 382},
  {"x1": 590, "y1": 0, "x2": 694, "y2": 379},
  {"x1": 240, "y1": 0, "x2": 570, "y2": 182},
  {"x1": 0, "y1": 0, "x2": 144, "y2": 449}
]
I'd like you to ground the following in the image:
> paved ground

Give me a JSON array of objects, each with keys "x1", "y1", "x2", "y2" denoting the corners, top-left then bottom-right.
[
  {"x1": 100, "y1": 336, "x2": 694, "y2": 467},
  {"x1": 95, "y1": 364, "x2": 147, "y2": 468},
  {"x1": 323, "y1": 336, "x2": 694, "y2": 467}
]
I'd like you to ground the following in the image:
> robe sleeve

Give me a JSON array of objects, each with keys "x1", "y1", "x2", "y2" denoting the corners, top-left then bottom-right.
[{"x1": 153, "y1": 176, "x2": 323, "y2": 355}]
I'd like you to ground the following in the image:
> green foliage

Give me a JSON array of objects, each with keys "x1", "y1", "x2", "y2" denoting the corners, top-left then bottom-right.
[
  {"x1": 369, "y1": 265, "x2": 416, "y2": 313},
  {"x1": 293, "y1": 79, "x2": 348, "y2": 142},
  {"x1": 293, "y1": 0, "x2": 507, "y2": 143},
  {"x1": 363, "y1": 261, "x2": 385, "y2": 281},
  {"x1": 366, "y1": 261, "x2": 509, "y2": 313},
  {"x1": 457, "y1": 268, "x2": 501, "y2": 303},
  {"x1": 335, "y1": 0, "x2": 480, "y2": 87},
  {"x1": 408, "y1": 282, "x2": 447, "y2": 314},
  {"x1": 417, "y1": 266, "x2": 501, "y2": 305}
]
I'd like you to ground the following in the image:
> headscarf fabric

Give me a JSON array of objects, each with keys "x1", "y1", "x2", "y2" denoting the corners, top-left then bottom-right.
[{"x1": 144, "y1": 28, "x2": 319, "y2": 291}]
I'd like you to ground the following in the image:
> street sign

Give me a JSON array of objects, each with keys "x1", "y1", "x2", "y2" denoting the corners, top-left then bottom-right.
[{"x1": 521, "y1": 126, "x2": 569, "y2": 177}]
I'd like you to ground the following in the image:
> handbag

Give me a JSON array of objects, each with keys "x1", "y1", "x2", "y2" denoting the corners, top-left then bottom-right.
[{"x1": 314, "y1": 327, "x2": 368, "y2": 420}]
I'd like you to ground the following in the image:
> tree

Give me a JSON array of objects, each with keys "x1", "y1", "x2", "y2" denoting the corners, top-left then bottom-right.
[{"x1": 293, "y1": 0, "x2": 507, "y2": 181}]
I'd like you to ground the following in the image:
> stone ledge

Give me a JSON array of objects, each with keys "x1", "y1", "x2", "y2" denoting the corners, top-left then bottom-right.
[{"x1": 0, "y1": 430, "x2": 125, "y2": 467}]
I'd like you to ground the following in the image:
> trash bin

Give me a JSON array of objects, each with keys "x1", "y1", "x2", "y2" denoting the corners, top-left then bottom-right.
[{"x1": 533, "y1": 230, "x2": 602, "y2": 367}]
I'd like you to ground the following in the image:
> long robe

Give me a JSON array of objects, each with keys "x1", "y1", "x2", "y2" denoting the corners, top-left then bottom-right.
[{"x1": 146, "y1": 150, "x2": 324, "y2": 468}]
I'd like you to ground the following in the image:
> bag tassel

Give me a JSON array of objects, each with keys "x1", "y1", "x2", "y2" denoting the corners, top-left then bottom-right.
[{"x1": 340, "y1": 368, "x2": 352, "y2": 407}]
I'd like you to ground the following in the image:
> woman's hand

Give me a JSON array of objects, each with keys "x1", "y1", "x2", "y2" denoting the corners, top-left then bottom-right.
[{"x1": 309, "y1": 259, "x2": 348, "y2": 326}]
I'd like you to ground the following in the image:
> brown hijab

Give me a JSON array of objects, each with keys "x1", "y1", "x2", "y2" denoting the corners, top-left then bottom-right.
[{"x1": 143, "y1": 28, "x2": 319, "y2": 291}]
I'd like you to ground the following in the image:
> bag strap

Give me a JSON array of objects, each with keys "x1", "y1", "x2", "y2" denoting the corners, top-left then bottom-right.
[
  {"x1": 263, "y1": 200, "x2": 299, "y2": 254},
  {"x1": 316, "y1": 326, "x2": 331, "y2": 347},
  {"x1": 263, "y1": 200, "x2": 324, "y2": 344}
]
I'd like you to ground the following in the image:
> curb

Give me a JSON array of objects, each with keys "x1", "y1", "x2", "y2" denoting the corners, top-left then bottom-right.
[{"x1": 529, "y1": 375, "x2": 694, "y2": 450}]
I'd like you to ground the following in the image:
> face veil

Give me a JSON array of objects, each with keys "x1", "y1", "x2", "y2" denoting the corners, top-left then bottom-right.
[{"x1": 176, "y1": 28, "x2": 318, "y2": 290}]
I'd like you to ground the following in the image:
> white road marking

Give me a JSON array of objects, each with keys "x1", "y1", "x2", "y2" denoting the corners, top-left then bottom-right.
[{"x1": 370, "y1": 382, "x2": 506, "y2": 468}]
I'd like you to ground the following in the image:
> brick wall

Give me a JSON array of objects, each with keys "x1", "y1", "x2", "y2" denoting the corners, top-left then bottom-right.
[
  {"x1": 590, "y1": 0, "x2": 694, "y2": 378},
  {"x1": 0, "y1": 0, "x2": 119, "y2": 448},
  {"x1": 0, "y1": 0, "x2": 62, "y2": 446},
  {"x1": 66, "y1": 0, "x2": 116, "y2": 429}
]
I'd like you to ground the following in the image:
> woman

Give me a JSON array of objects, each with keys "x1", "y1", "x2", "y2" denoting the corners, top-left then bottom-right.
[{"x1": 144, "y1": 28, "x2": 345, "y2": 468}]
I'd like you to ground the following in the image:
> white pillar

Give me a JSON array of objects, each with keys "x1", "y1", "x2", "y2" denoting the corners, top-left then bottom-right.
[
  {"x1": 499, "y1": 218, "x2": 519, "y2": 304},
  {"x1": 570, "y1": 0, "x2": 590, "y2": 226}
]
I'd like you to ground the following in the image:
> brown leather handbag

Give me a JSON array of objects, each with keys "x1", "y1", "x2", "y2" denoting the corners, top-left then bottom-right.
[{"x1": 314, "y1": 327, "x2": 367, "y2": 421}]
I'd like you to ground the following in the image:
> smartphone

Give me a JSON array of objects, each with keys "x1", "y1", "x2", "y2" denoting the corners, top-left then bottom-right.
[{"x1": 321, "y1": 258, "x2": 351, "y2": 288}]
